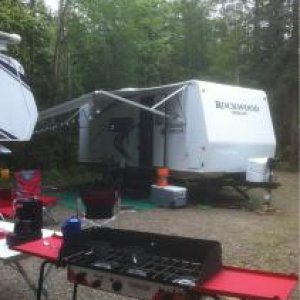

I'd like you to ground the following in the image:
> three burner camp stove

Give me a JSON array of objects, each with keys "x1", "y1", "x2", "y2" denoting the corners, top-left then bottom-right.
[{"x1": 60, "y1": 227, "x2": 222, "y2": 299}]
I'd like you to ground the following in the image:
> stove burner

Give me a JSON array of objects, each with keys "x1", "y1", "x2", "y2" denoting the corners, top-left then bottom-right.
[
  {"x1": 172, "y1": 277, "x2": 197, "y2": 287},
  {"x1": 127, "y1": 268, "x2": 148, "y2": 277},
  {"x1": 91, "y1": 261, "x2": 120, "y2": 270}
]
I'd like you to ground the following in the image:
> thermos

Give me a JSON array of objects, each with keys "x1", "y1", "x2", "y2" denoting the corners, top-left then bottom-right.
[{"x1": 61, "y1": 216, "x2": 81, "y2": 242}]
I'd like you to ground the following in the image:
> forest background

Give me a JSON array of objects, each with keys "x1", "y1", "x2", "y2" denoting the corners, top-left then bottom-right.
[{"x1": 0, "y1": 0, "x2": 298, "y2": 174}]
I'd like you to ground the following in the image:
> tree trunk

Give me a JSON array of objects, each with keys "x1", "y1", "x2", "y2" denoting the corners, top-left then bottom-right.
[
  {"x1": 288, "y1": 0, "x2": 299, "y2": 168},
  {"x1": 52, "y1": 0, "x2": 70, "y2": 105}
]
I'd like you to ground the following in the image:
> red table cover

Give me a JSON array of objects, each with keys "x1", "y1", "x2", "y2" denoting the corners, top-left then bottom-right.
[
  {"x1": 13, "y1": 235, "x2": 62, "y2": 262},
  {"x1": 12, "y1": 237, "x2": 298, "y2": 299},
  {"x1": 199, "y1": 266, "x2": 298, "y2": 300}
]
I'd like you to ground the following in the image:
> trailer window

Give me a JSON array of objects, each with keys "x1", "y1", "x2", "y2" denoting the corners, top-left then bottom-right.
[{"x1": 107, "y1": 117, "x2": 134, "y2": 133}]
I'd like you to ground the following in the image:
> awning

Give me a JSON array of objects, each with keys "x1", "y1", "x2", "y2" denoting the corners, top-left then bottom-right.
[{"x1": 38, "y1": 80, "x2": 191, "y2": 123}]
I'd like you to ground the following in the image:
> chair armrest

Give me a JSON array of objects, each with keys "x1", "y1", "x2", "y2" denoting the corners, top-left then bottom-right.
[{"x1": 12, "y1": 188, "x2": 39, "y2": 200}]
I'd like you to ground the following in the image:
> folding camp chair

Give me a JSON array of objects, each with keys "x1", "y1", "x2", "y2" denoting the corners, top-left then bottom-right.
[
  {"x1": 0, "y1": 202, "x2": 13, "y2": 220},
  {"x1": 13, "y1": 170, "x2": 59, "y2": 223},
  {"x1": 78, "y1": 190, "x2": 120, "y2": 228},
  {"x1": 0, "y1": 188, "x2": 14, "y2": 220}
]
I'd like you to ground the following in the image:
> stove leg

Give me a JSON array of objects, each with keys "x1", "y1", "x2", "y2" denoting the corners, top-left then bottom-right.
[
  {"x1": 12, "y1": 261, "x2": 48, "y2": 298},
  {"x1": 72, "y1": 283, "x2": 78, "y2": 300},
  {"x1": 37, "y1": 260, "x2": 51, "y2": 300}
]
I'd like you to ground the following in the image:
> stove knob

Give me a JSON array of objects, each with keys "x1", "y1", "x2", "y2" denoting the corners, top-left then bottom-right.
[
  {"x1": 92, "y1": 280, "x2": 101, "y2": 288},
  {"x1": 112, "y1": 280, "x2": 122, "y2": 292}
]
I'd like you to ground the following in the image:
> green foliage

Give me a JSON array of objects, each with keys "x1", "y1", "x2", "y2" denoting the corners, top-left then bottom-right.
[
  {"x1": 249, "y1": 0, "x2": 298, "y2": 164},
  {"x1": 64, "y1": 0, "x2": 180, "y2": 93},
  {"x1": 0, "y1": 0, "x2": 55, "y2": 108},
  {"x1": 2, "y1": 0, "x2": 298, "y2": 168}
]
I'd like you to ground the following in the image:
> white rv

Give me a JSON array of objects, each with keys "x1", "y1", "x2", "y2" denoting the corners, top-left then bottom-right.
[
  {"x1": 0, "y1": 32, "x2": 38, "y2": 146},
  {"x1": 39, "y1": 80, "x2": 276, "y2": 185}
]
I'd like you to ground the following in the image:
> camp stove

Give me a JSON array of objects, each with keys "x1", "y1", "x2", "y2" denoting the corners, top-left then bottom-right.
[{"x1": 61, "y1": 227, "x2": 222, "y2": 299}]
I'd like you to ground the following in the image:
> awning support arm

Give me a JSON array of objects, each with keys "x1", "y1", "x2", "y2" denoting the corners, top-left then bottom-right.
[
  {"x1": 151, "y1": 85, "x2": 187, "y2": 110},
  {"x1": 95, "y1": 90, "x2": 178, "y2": 120}
]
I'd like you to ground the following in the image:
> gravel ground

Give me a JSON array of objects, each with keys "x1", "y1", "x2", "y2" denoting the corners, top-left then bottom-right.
[{"x1": 0, "y1": 171, "x2": 298, "y2": 300}]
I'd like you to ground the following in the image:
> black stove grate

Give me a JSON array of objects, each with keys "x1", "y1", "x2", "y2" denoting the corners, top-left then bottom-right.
[{"x1": 60, "y1": 227, "x2": 222, "y2": 287}]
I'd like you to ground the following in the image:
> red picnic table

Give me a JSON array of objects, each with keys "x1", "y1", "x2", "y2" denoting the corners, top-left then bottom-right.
[{"x1": 13, "y1": 235, "x2": 298, "y2": 300}]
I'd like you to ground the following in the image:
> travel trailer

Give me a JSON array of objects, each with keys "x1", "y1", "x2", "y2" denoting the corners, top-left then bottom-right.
[
  {"x1": 40, "y1": 80, "x2": 276, "y2": 186},
  {"x1": 0, "y1": 31, "x2": 38, "y2": 146}
]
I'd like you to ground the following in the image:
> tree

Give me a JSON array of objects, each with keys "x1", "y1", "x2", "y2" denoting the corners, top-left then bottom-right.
[
  {"x1": 4, "y1": 0, "x2": 297, "y2": 168},
  {"x1": 0, "y1": 0, "x2": 55, "y2": 109},
  {"x1": 51, "y1": 0, "x2": 71, "y2": 104},
  {"x1": 251, "y1": 0, "x2": 298, "y2": 164}
]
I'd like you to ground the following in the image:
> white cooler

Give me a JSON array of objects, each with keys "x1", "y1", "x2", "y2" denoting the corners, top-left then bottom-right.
[{"x1": 150, "y1": 185, "x2": 187, "y2": 208}]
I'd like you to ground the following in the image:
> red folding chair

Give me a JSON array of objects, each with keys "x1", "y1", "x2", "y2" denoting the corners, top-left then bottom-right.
[
  {"x1": 13, "y1": 170, "x2": 59, "y2": 223},
  {"x1": 0, "y1": 188, "x2": 14, "y2": 220}
]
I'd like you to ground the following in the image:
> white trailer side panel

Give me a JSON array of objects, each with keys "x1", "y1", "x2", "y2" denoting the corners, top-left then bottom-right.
[
  {"x1": 196, "y1": 81, "x2": 276, "y2": 172},
  {"x1": 153, "y1": 82, "x2": 207, "y2": 170},
  {"x1": 153, "y1": 80, "x2": 275, "y2": 173},
  {"x1": 153, "y1": 90, "x2": 189, "y2": 169},
  {"x1": 0, "y1": 64, "x2": 37, "y2": 141},
  {"x1": 184, "y1": 82, "x2": 207, "y2": 170}
]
